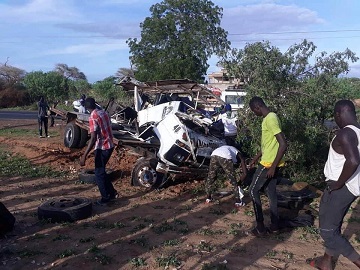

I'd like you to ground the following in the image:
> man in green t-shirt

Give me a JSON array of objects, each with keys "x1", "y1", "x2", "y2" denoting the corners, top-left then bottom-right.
[{"x1": 248, "y1": 97, "x2": 287, "y2": 236}]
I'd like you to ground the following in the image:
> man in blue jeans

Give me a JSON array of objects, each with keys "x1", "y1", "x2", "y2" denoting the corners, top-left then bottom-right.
[
  {"x1": 80, "y1": 97, "x2": 118, "y2": 205},
  {"x1": 248, "y1": 97, "x2": 287, "y2": 236}
]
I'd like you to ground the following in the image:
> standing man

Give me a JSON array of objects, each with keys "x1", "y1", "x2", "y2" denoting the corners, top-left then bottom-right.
[
  {"x1": 219, "y1": 104, "x2": 238, "y2": 146},
  {"x1": 80, "y1": 97, "x2": 118, "y2": 205},
  {"x1": 37, "y1": 96, "x2": 50, "y2": 138},
  {"x1": 205, "y1": 145, "x2": 247, "y2": 207},
  {"x1": 248, "y1": 96, "x2": 287, "y2": 236},
  {"x1": 309, "y1": 100, "x2": 360, "y2": 269}
]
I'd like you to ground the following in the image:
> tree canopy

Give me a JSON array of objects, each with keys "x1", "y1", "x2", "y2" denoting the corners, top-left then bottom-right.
[
  {"x1": 219, "y1": 40, "x2": 359, "y2": 183},
  {"x1": 23, "y1": 71, "x2": 70, "y2": 103},
  {"x1": 127, "y1": 0, "x2": 230, "y2": 82}
]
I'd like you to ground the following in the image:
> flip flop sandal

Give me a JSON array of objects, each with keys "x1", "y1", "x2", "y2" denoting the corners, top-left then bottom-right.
[{"x1": 306, "y1": 258, "x2": 321, "y2": 269}]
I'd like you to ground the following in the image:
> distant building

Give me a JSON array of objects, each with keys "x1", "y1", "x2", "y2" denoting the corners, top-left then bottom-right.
[{"x1": 207, "y1": 69, "x2": 247, "y2": 111}]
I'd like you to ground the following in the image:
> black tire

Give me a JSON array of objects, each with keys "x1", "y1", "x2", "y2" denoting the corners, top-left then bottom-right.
[
  {"x1": 131, "y1": 158, "x2": 164, "y2": 188},
  {"x1": 78, "y1": 128, "x2": 88, "y2": 148},
  {"x1": 64, "y1": 122, "x2": 81, "y2": 148},
  {"x1": 78, "y1": 169, "x2": 114, "y2": 184},
  {"x1": 37, "y1": 197, "x2": 92, "y2": 223},
  {"x1": 0, "y1": 202, "x2": 15, "y2": 235}
]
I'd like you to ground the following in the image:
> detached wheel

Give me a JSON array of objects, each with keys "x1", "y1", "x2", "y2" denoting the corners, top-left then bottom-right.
[
  {"x1": 38, "y1": 197, "x2": 92, "y2": 223},
  {"x1": 78, "y1": 169, "x2": 114, "y2": 184},
  {"x1": 78, "y1": 128, "x2": 88, "y2": 148},
  {"x1": 131, "y1": 158, "x2": 164, "y2": 188},
  {"x1": 64, "y1": 122, "x2": 81, "y2": 148}
]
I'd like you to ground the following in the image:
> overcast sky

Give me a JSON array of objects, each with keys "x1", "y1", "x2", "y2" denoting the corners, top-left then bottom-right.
[{"x1": 1, "y1": 0, "x2": 360, "y2": 82}]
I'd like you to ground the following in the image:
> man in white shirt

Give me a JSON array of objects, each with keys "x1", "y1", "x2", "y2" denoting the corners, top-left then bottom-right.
[
  {"x1": 309, "y1": 100, "x2": 360, "y2": 269},
  {"x1": 219, "y1": 104, "x2": 238, "y2": 146},
  {"x1": 205, "y1": 145, "x2": 247, "y2": 207}
]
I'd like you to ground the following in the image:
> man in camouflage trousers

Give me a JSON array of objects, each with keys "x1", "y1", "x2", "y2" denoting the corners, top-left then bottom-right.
[{"x1": 205, "y1": 145, "x2": 247, "y2": 207}]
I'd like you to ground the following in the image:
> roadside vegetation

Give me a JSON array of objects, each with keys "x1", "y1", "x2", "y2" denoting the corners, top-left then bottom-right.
[
  {"x1": 1, "y1": 0, "x2": 360, "y2": 184},
  {"x1": 0, "y1": 146, "x2": 66, "y2": 178}
]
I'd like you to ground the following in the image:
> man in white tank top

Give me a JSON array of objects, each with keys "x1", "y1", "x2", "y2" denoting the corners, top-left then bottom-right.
[{"x1": 310, "y1": 100, "x2": 360, "y2": 269}]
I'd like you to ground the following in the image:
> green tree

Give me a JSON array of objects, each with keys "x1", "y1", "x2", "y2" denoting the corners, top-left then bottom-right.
[
  {"x1": 92, "y1": 76, "x2": 131, "y2": 105},
  {"x1": 115, "y1": 67, "x2": 135, "y2": 79},
  {"x1": 54, "y1": 63, "x2": 87, "y2": 81},
  {"x1": 127, "y1": 0, "x2": 230, "y2": 82},
  {"x1": 23, "y1": 71, "x2": 70, "y2": 103},
  {"x1": 220, "y1": 40, "x2": 358, "y2": 183},
  {"x1": 68, "y1": 79, "x2": 92, "y2": 100},
  {"x1": 0, "y1": 63, "x2": 26, "y2": 88}
]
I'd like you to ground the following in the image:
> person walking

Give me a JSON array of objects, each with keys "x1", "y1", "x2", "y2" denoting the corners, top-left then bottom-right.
[
  {"x1": 308, "y1": 100, "x2": 360, "y2": 269},
  {"x1": 248, "y1": 96, "x2": 287, "y2": 236},
  {"x1": 80, "y1": 97, "x2": 118, "y2": 205},
  {"x1": 37, "y1": 96, "x2": 50, "y2": 138},
  {"x1": 205, "y1": 145, "x2": 247, "y2": 207}
]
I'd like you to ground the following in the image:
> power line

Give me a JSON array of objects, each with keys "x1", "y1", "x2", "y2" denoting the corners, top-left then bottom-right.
[{"x1": 228, "y1": 29, "x2": 360, "y2": 36}]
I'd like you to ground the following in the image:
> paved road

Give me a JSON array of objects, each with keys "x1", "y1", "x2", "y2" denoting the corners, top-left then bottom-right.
[{"x1": 0, "y1": 110, "x2": 38, "y2": 120}]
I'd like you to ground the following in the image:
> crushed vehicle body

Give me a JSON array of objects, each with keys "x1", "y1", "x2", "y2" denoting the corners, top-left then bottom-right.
[
  {"x1": 117, "y1": 77, "x2": 226, "y2": 188},
  {"x1": 52, "y1": 77, "x2": 227, "y2": 189}
]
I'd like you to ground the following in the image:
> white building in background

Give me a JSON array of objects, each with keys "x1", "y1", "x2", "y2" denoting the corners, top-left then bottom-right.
[{"x1": 207, "y1": 69, "x2": 247, "y2": 111}]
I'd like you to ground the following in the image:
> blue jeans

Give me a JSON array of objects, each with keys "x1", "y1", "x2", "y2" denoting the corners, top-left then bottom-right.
[
  {"x1": 94, "y1": 148, "x2": 116, "y2": 201},
  {"x1": 249, "y1": 164, "x2": 280, "y2": 227},
  {"x1": 38, "y1": 116, "x2": 48, "y2": 136}
]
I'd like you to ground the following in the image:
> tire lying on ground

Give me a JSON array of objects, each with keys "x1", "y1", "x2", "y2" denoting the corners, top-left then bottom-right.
[
  {"x1": 78, "y1": 169, "x2": 114, "y2": 184},
  {"x1": 64, "y1": 122, "x2": 81, "y2": 148},
  {"x1": 37, "y1": 197, "x2": 92, "y2": 223}
]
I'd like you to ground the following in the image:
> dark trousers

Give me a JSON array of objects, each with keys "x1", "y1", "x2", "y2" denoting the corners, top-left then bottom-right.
[
  {"x1": 205, "y1": 156, "x2": 242, "y2": 202},
  {"x1": 38, "y1": 116, "x2": 48, "y2": 136},
  {"x1": 249, "y1": 164, "x2": 280, "y2": 226},
  {"x1": 319, "y1": 183, "x2": 360, "y2": 261},
  {"x1": 95, "y1": 148, "x2": 116, "y2": 200}
]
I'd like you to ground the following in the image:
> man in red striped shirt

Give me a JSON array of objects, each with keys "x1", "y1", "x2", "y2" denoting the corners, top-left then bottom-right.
[{"x1": 80, "y1": 97, "x2": 118, "y2": 205}]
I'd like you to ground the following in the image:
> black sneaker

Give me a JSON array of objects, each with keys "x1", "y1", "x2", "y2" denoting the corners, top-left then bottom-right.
[
  {"x1": 94, "y1": 198, "x2": 110, "y2": 206},
  {"x1": 109, "y1": 192, "x2": 119, "y2": 201}
]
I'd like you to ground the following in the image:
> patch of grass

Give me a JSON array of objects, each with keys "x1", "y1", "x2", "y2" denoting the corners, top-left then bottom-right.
[
  {"x1": 197, "y1": 228, "x2": 225, "y2": 236},
  {"x1": 202, "y1": 263, "x2": 229, "y2": 270},
  {"x1": 130, "y1": 223, "x2": 147, "y2": 233},
  {"x1": 282, "y1": 250, "x2": 294, "y2": 260},
  {"x1": 348, "y1": 217, "x2": 360, "y2": 223},
  {"x1": 209, "y1": 208, "x2": 225, "y2": 215},
  {"x1": 27, "y1": 233, "x2": 47, "y2": 241},
  {"x1": 52, "y1": 234, "x2": 70, "y2": 241},
  {"x1": 111, "y1": 221, "x2": 127, "y2": 228},
  {"x1": 244, "y1": 210, "x2": 254, "y2": 216},
  {"x1": 94, "y1": 221, "x2": 110, "y2": 229},
  {"x1": 0, "y1": 150, "x2": 65, "y2": 178},
  {"x1": 88, "y1": 244, "x2": 101, "y2": 253},
  {"x1": 94, "y1": 253, "x2": 112, "y2": 265},
  {"x1": 197, "y1": 240, "x2": 215, "y2": 253},
  {"x1": 129, "y1": 236, "x2": 148, "y2": 247},
  {"x1": 129, "y1": 257, "x2": 147, "y2": 267},
  {"x1": 152, "y1": 205, "x2": 165, "y2": 209},
  {"x1": 0, "y1": 128, "x2": 36, "y2": 137},
  {"x1": 58, "y1": 249, "x2": 76, "y2": 258},
  {"x1": 297, "y1": 226, "x2": 320, "y2": 241},
  {"x1": 156, "y1": 254, "x2": 181, "y2": 268},
  {"x1": 265, "y1": 250, "x2": 278, "y2": 258},
  {"x1": 79, "y1": 236, "x2": 95, "y2": 243},
  {"x1": 18, "y1": 249, "x2": 43, "y2": 258},
  {"x1": 227, "y1": 223, "x2": 243, "y2": 235},
  {"x1": 163, "y1": 239, "x2": 181, "y2": 247},
  {"x1": 153, "y1": 221, "x2": 175, "y2": 234}
]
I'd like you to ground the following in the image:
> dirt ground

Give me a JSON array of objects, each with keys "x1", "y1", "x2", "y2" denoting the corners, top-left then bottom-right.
[{"x1": 0, "y1": 118, "x2": 359, "y2": 270}]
